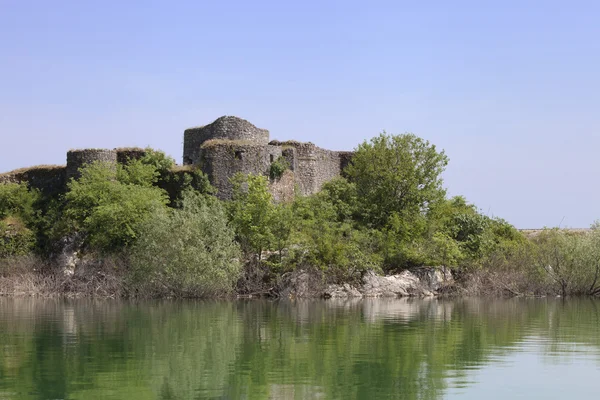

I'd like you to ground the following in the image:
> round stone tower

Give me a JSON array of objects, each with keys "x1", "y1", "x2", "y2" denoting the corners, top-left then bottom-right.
[
  {"x1": 66, "y1": 149, "x2": 117, "y2": 181},
  {"x1": 183, "y1": 116, "x2": 269, "y2": 165}
]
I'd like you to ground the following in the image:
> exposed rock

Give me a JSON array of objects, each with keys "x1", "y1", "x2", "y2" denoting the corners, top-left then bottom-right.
[
  {"x1": 278, "y1": 269, "x2": 326, "y2": 299},
  {"x1": 361, "y1": 270, "x2": 434, "y2": 297},
  {"x1": 55, "y1": 233, "x2": 85, "y2": 277},
  {"x1": 278, "y1": 269, "x2": 444, "y2": 299},
  {"x1": 411, "y1": 267, "x2": 453, "y2": 291},
  {"x1": 324, "y1": 283, "x2": 363, "y2": 298}
]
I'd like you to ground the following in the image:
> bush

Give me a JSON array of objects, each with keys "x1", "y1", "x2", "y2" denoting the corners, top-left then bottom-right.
[
  {"x1": 0, "y1": 216, "x2": 36, "y2": 257},
  {"x1": 289, "y1": 195, "x2": 381, "y2": 282},
  {"x1": 532, "y1": 228, "x2": 600, "y2": 296},
  {"x1": 129, "y1": 190, "x2": 241, "y2": 297},
  {"x1": 0, "y1": 182, "x2": 40, "y2": 225},
  {"x1": 139, "y1": 148, "x2": 176, "y2": 177},
  {"x1": 64, "y1": 161, "x2": 169, "y2": 252},
  {"x1": 162, "y1": 167, "x2": 216, "y2": 208},
  {"x1": 269, "y1": 156, "x2": 289, "y2": 180},
  {"x1": 346, "y1": 132, "x2": 448, "y2": 229},
  {"x1": 229, "y1": 174, "x2": 277, "y2": 260}
]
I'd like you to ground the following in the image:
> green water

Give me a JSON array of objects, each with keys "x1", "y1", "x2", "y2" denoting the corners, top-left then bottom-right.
[{"x1": 0, "y1": 298, "x2": 599, "y2": 399}]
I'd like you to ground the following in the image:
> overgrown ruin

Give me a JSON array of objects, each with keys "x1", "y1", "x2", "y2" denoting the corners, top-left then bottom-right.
[{"x1": 0, "y1": 116, "x2": 353, "y2": 200}]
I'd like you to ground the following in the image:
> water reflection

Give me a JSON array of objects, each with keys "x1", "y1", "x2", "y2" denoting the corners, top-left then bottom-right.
[{"x1": 0, "y1": 298, "x2": 599, "y2": 399}]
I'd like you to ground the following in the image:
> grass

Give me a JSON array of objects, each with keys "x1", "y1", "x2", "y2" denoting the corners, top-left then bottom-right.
[
  {"x1": 114, "y1": 147, "x2": 146, "y2": 152},
  {"x1": 0, "y1": 255, "x2": 126, "y2": 298},
  {"x1": 170, "y1": 165, "x2": 195, "y2": 172}
]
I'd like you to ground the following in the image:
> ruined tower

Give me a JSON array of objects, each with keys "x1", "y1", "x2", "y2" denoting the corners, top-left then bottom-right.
[
  {"x1": 66, "y1": 149, "x2": 118, "y2": 181},
  {"x1": 183, "y1": 116, "x2": 353, "y2": 200}
]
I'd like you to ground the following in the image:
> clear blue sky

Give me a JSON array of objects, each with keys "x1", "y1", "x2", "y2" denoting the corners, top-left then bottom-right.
[{"x1": 1, "y1": 0, "x2": 599, "y2": 228}]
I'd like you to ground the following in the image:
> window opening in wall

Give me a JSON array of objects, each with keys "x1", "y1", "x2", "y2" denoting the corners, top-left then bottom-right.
[
  {"x1": 270, "y1": 154, "x2": 274, "y2": 162},
  {"x1": 235, "y1": 151, "x2": 243, "y2": 160}
]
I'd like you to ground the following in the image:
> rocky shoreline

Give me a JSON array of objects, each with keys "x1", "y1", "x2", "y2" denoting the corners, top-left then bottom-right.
[{"x1": 279, "y1": 268, "x2": 454, "y2": 299}]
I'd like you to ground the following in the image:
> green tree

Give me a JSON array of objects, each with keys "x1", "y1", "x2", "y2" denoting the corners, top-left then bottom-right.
[
  {"x1": 346, "y1": 132, "x2": 449, "y2": 229},
  {"x1": 117, "y1": 159, "x2": 160, "y2": 187},
  {"x1": 0, "y1": 182, "x2": 41, "y2": 225},
  {"x1": 317, "y1": 177, "x2": 359, "y2": 223},
  {"x1": 532, "y1": 229, "x2": 591, "y2": 296},
  {"x1": 129, "y1": 190, "x2": 241, "y2": 297},
  {"x1": 64, "y1": 161, "x2": 169, "y2": 252},
  {"x1": 138, "y1": 148, "x2": 176, "y2": 179},
  {"x1": 0, "y1": 216, "x2": 36, "y2": 257},
  {"x1": 229, "y1": 174, "x2": 276, "y2": 261},
  {"x1": 290, "y1": 195, "x2": 381, "y2": 281},
  {"x1": 430, "y1": 232, "x2": 463, "y2": 278},
  {"x1": 270, "y1": 203, "x2": 294, "y2": 264}
]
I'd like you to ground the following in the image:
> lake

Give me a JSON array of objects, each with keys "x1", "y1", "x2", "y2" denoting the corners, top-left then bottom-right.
[{"x1": 1, "y1": 297, "x2": 599, "y2": 399}]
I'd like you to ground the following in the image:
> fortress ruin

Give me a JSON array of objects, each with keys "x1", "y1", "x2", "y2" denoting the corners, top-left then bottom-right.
[{"x1": 0, "y1": 116, "x2": 353, "y2": 200}]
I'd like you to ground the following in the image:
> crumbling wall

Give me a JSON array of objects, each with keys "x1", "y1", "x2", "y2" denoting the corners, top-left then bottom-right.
[
  {"x1": 0, "y1": 165, "x2": 67, "y2": 196},
  {"x1": 270, "y1": 141, "x2": 348, "y2": 196},
  {"x1": 66, "y1": 149, "x2": 117, "y2": 181},
  {"x1": 116, "y1": 147, "x2": 147, "y2": 164},
  {"x1": 338, "y1": 151, "x2": 354, "y2": 177},
  {"x1": 281, "y1": 147, "x2": 297, "y2": 171},
  {"x1": 310, "y1": 148, "x2": 348, "y2": 194},
  {"x1": 0, "y1": 116, "x2": 355, "y2": 202},
  {"x1": 199, "y1": 141, "x2": 282, "y2": 199},
  {"x1": 184, "y1": 116, "x2": 270, "y2": 165},
  {"x1": 269, "y1": 169, "x2": 296, "y2": 203}
]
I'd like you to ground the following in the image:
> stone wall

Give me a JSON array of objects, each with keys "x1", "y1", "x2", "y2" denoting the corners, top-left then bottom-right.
[
  {"x1": 0, "y1": 116, "x2": 355, "y2": 202},
  {"x1": 184, "y1": 116, "x2": 355, "y2": 200},
  {"x1": 199, "y1": 141, "x2": 283, "y2": 199},
  {"x1": 0, "y1": 165, "x2": 67, "y2": 196},
  {"x1": 270, "y1": 141, "x2": 349, "y2": 196},
  {"x1": 184, "y1": 116, "x2": 270, "y2": 165},
  {"x1": 66, "y1": 149, "x2": 118, "y2": 181},
  {"x1": 116, "y1": 147, "x2": 147, "y2": 164},
  {"x1": 269, "y1": 169, "x2": 296, "y2": 203}
]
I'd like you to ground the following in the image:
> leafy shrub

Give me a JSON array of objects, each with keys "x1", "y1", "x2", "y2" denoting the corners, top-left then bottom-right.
[
  {"x1": 64, "y1": 161, "x2": 169, "y2": 252},
  {"x1": 269, "y1": 156, "x2": 289, "y2": 180},
  {"x1": 0, "y1": 182, "x2": 40, "y2": 225},
  {"x1": 532, "y1": 228, "x2": 600, "y2": 296},
  {"x1": 117, "y1": 159, "x2": 160, "y2": 187},
  {"x1": 229, "y1": 174, "x2": 277, "y2": 260},
  {"x1": 129, "y1": 190, "x2": 241, "y2": 297},
  {"x1": 0, "y1": 216, "x2": 36, "y2": 257},
  {"x1": 142, "y1": 148, "x2": 176, "y2": 172},
  {"x1": 318, "y1": 177, "x2": 359, "y2": 223},
  {"x1": 289, "y1": 195, "x2": 381, "y2": 282},
  {"x1": 162, "y1": 167, "x2": 216, "y2": 208},
  {"x1": 346, "y1": 132, "x2": 448, "y2": 229}
]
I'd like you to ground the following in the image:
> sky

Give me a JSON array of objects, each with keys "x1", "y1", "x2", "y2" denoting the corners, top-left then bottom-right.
[{"x1": 1, "y1": 0, "x2": 599, "y2": 228}]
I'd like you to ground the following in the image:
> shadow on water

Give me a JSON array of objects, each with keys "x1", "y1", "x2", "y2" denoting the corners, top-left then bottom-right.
[{"x1": 0, "y1": 297, "x2": 599, "y2": 399}]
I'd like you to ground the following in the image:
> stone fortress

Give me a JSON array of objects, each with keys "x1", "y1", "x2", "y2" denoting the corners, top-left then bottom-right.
[
  {"x1": 184, "y1": 116, "x2": 354, "y2": 199},
  {"x1": 0, "y1": 116, "x2": 354, "y2": 200}
]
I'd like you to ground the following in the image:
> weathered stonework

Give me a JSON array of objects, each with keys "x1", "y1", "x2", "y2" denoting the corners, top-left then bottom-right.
[
  {"x1": 66, "y1": 149, "x2": 117, "y2": 181},
  {"x1": 1, "y1": 115, "x2": 354, "y2": 201},
  {"x1": 115, "y1": 147, "x2": 147, "y2": 165},
  {"x1": 198, "y1": 141, "x2": 283, "y2": 199},
  {"x1": 187, "y1": 117, "x2": 354, "y2": 199},
  {"x1": 0, "y1": 165, "x2": 66, "y2": 196},
  {"x1": 269, "y1": 170, "x2": 296, "y2": 203},
  {"x1": 184, "y1": 116, "x2": 270, "y2": 165}
]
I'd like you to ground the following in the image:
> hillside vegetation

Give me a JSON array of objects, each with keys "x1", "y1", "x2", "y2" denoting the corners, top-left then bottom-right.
[{"x1": 1, "y1": 135, "x2": 599, "y2": 298}]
